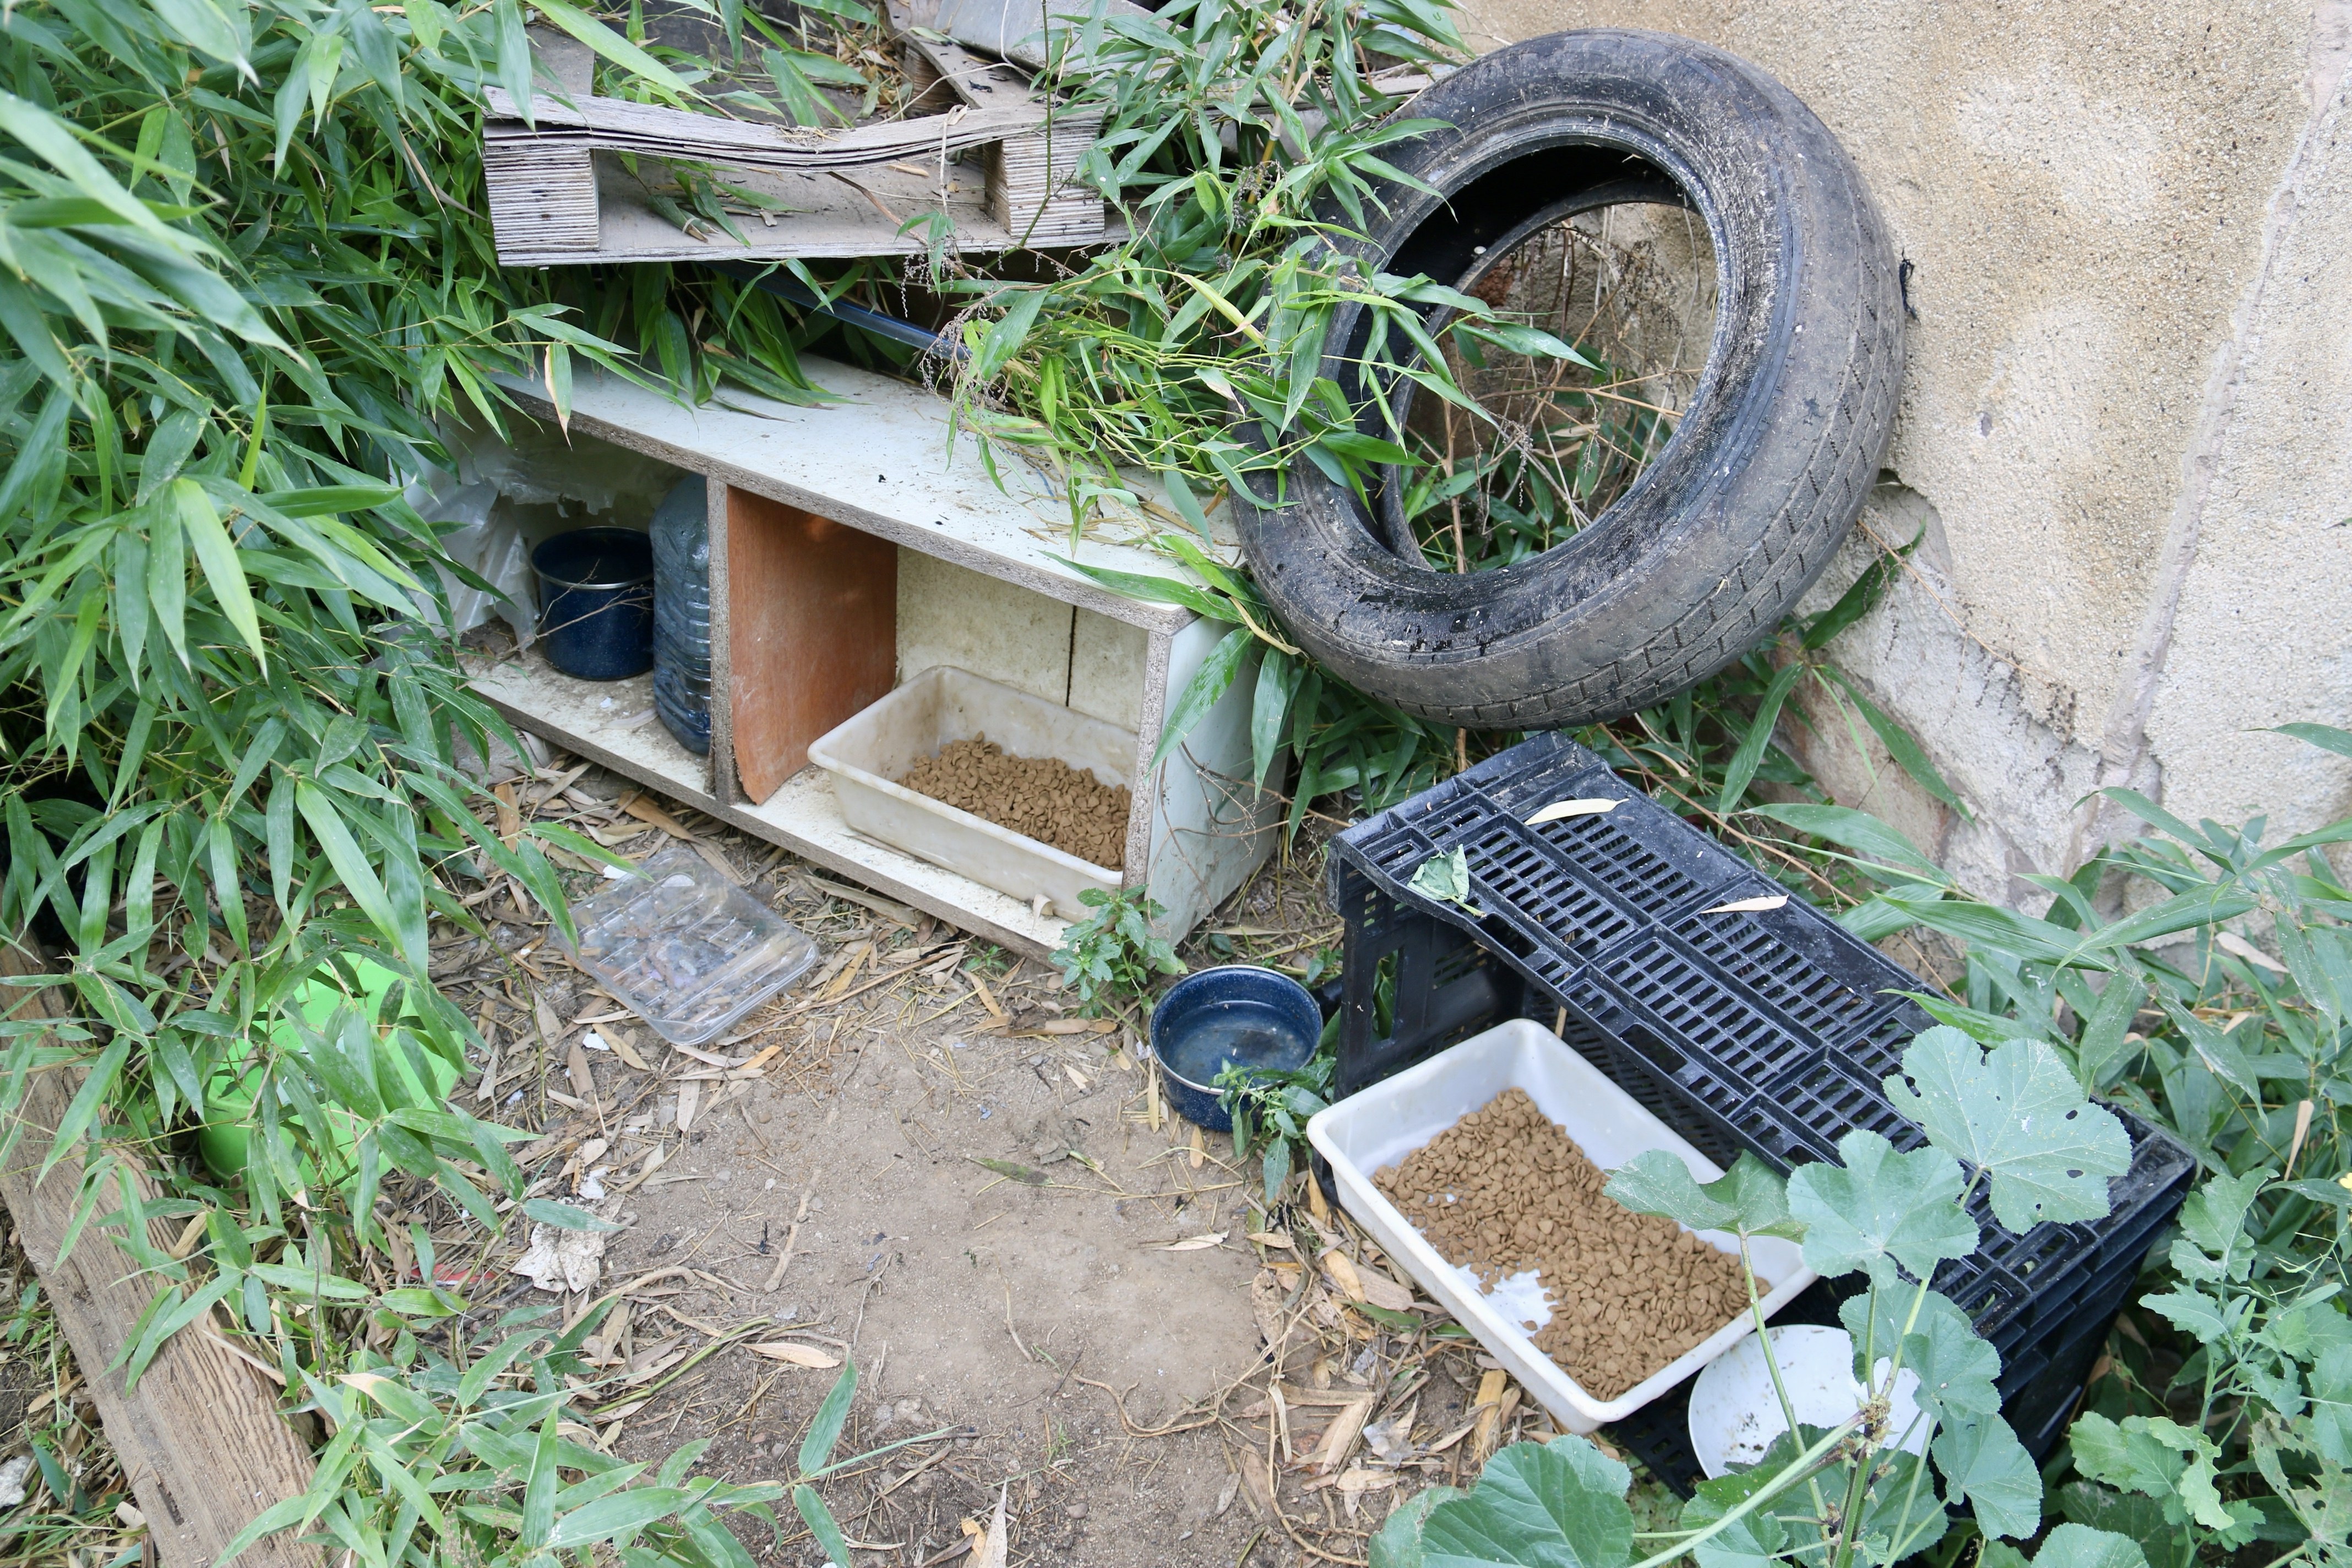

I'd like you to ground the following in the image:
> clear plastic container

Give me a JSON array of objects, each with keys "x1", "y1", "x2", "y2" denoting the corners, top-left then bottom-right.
[
  {"x1": 559, "y1": 844, "x2": 817, "y2": 1045},
  {"x1": 651, "y1": 476, "x2": 712, "y2": 755}
]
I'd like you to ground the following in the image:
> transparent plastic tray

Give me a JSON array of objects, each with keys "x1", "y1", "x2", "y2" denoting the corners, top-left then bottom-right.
[{"x1": 560, "y1": 845, "x2": 818, "y2": 1046}]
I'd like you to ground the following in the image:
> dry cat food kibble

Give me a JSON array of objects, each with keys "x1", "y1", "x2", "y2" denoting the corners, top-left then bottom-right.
[
  {"x1": 1373, "y1": 1087, "x2": 1754, "y2": 1400},
  {"x1": 898, "y1": 737, "x2": 1131, "y2": 869}
]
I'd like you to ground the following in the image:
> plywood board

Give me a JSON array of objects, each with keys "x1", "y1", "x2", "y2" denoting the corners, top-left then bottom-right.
[
  {"x1": 896, "y1": 548, "x2": 1075, "y2": 703},
  {"x1": 729, "y1": 488, "x2": 898, "y2": 803},
  {"x1": 471, "y1": 649, "x2": 1069, "y2": 955},
  {"x1": 497, "y1": 366, "x2": 1205, "y2": 633}
]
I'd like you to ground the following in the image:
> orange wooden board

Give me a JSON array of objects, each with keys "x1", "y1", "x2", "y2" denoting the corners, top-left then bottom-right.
[{"x1": 728, "y1": 487, "x2": 898, "y2": 802}]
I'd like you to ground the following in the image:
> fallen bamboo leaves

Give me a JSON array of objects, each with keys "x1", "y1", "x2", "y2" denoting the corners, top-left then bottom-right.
[
  {"x1": 1700, "y1": 893, "x2": 1790, "y2": 914},
  {"x1": 1525, "y1": 797, "x2": 1619, "y2": 823},
  {"x1": 965, "y1": 1487, "x2": 1009, "y2": 1568},
  {"x1": 970, "y1": 1157, "x2": 1048, "y2": 1186},
  {"x1": 619, "y1": 791, "x2": 693, "y2": 840},
  {"x1": 747, "y1": 1341, "x2": 842, "y2": 1369},
  {"x1": 1159, "y1": 1232, "x2": 1227, "y2": 1251}
]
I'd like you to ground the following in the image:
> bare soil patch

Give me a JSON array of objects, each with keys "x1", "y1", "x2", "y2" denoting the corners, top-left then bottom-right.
[{"x1": 405, "y1": 752, "x2": 1676, "y2": 1568}]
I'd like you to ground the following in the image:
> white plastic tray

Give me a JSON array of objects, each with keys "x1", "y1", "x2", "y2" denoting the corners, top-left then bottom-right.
[
  {"x1": 1306, "y1": 1019, "x2": 1817, "y2": 1434},
  {"x1": 806, "y1": 665, "x2": 1135, "y2": 920}
]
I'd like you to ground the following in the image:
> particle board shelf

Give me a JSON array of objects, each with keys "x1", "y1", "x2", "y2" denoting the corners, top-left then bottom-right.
[
  {"x1": 501, "y1": 363, "x2": 1217, "y2": 631},
  {"x1": 472, "y1": 649, "x2": 1070, "y2": 956},
  {"x1": 481, "y1": 356, "x2": 1275, "y2": 951}
]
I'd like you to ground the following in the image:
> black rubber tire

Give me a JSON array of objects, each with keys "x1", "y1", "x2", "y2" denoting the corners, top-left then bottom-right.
[{"x1": 1233, "y1": 29, "x2": 1904, "y2": 728}]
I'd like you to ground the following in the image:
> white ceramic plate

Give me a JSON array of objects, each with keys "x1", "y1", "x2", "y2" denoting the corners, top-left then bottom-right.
[{"x1": 1689, "y1": 1324, "x2": 1929, "y2": 1478}]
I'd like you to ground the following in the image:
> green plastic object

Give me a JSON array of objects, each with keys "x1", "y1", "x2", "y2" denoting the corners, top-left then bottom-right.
[{"x1": 195, "y1": 957, "x2": 462, "y2": 1186}]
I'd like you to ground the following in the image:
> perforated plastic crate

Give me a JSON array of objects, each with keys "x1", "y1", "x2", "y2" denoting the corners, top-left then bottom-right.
[{"x1": 1327, "y1": 733, "x2": 2194, "y2": 1493}]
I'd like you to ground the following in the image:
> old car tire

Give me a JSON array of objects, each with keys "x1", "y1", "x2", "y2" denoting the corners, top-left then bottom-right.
[{"x1": 1233, "y1": 29, "x2": 1904, "y2": 728}]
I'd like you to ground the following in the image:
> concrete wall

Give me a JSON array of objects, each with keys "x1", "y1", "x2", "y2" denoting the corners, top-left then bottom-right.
[{"x1": 1457, "y1": 0, "x2": 2352, "y2": 902}]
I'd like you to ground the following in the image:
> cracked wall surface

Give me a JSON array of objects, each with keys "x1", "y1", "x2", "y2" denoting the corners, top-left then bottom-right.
[{"x1": 1455, "y1": 0, "x2": 2352, "y2": 899}]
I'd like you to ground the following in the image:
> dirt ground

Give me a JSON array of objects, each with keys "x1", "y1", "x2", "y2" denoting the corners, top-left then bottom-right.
[{"x1": 420, "y1": 750, "x2": 1569, "y2": 1568}]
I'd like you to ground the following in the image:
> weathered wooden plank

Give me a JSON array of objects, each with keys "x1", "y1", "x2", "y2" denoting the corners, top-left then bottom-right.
[
  {"x1": 481, "y1": 86, "x2": 1039, "y2": 168},
  {"x1": 0, "y1": 941, "x2": 318, "y2": 1568},
  {"x1": 480, "y1": 21, "x2": 1111, "y2": 263},
  {"x1": 481, "y1": 141, "x2": 600, "y2": 255}
]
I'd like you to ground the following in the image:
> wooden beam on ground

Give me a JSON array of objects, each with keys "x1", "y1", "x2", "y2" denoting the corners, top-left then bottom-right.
[{"x1": 0, "y1": 940, "x2": 319, "y2": 1568}]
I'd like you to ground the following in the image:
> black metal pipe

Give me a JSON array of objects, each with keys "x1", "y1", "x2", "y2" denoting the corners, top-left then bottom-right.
[{"x1": 704, "y1": 262, "x2": 962, "y2": 360}]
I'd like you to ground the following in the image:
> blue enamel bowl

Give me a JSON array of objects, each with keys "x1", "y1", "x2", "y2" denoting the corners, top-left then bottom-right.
[{"x1": 1150, "y1": 966, "x2": 1322, "y2": 1133}]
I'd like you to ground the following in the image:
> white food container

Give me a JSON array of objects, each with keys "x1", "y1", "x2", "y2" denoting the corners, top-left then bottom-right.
[
  {"x1": 1306, "y1": 1019, "x2": 1817, "y2": 1434},
  {"x1": 806, "y1": 665, "x2": 1136, "y2": 919}
]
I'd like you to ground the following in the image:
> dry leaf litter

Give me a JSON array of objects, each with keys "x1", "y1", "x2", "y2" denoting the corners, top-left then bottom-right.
[
  {"x1": 900, "y1": 738, "x2": 1131, "y2": 869},
  {"x1": 1374, "y1": 1087, "x2": 1751, "y2": 1399}
]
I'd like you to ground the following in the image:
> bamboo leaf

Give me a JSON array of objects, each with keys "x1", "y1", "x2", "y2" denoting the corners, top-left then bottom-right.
[
  {"x1": 1714, "y1": 662, "x2": 1806, "y2": 815},
  {"x1": 548, "y1": 1487, "x2": 693, "y2": 1547},
  {"x1": 1250, "y1": 646, "x2": 1302, "y2": 788},
  {"x1": 798, "y1": 1360, "x2": 858, "y2": 1476},
  {"x1": 1818, "y1": 667, "x2": 1970, "y2": 820},
  {"x1": 530, "y1": 0, "x2": 695, "y2": 99},
  {"x1": 521, "y1": 1406, "x2": 561, "y2": 1547},
  {"x1": 294, "y1": 782, "x2": 414, "y2": 966},
  {"x1": 793, "y1": 1483, "x2": 853, "y2": 1566},
  {"x1": 40, "y1": 1041, "x2": 129, "y2": 1180},
  {"x1": 165, "y1": 480, "x2": 266, "y2": 666},
  {"x1": 1153, "y1": 625, "x2": 1253, "y2": 772}
]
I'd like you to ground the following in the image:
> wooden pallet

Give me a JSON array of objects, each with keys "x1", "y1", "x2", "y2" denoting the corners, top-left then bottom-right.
[{"x1": 481, "y1": 28, "x2": 1107, "y2": 264}]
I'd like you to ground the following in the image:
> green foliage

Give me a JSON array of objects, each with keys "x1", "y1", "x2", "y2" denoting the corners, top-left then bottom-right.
[
  {"x1": 2069, "y1": 1414, "x2": 2264, "y2": 1543},
  {"x1": 960, "y1": 0, "x2": 1471, "y2": 494},
  {"x1": 1740, "y1": 723, "x2": 2352, "y2": 1568},
  {"x1": 1882, "y1": 1031, "x2": 2135, "y2": 1231},
  {"x1": 203, "y1": 1342, "x2": 929, "y2": 1567},
  {"x1": 209, "y1": 1308, "x2": 786, "y2": 1567},
  {"x1": 2248, "y1": 1415, "x2": 2352, "y2": 1567},
  {"x1": 1049, "y1": 885, "x2": 1185, "y2": 1017},
  {"x1": 1982, "y1": 1523, "x2": 2155, "y2": 1568},
  {"x1": 968, "y1": 0, "x2": 1536, "y2": 834},
  {"x1": 1217, "y1": 1037, "x2": 1335, "y2": 1206},
  {"x1": 1603, "y1": 1150, "x2": 1801, "y2": 1242},
  {"x1": 1784, "y1": 1130, "x2": 1975, "y2": 1288},
  {"x1": 1418, "y1": 1437, "x2": 1635, "y2": 1568},
  {"x1": 0, "y1": 0, "x2": 917, "y2": 1559}
]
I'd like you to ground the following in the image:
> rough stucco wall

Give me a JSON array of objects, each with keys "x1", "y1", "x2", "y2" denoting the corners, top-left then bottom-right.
[
  {"x1": 1453, "y1": 0, "x2": 2352, "y2": 899},
  {"x1": 2137, "y1": 24, "x2": 2352, "y2": 836}
]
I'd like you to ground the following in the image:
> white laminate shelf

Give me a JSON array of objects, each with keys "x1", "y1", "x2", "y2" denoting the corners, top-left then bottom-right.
[
  {"x1": 472, "y1": 650, "x2": 1069, "y2": 957},
  {"x1": 499, "y1": 359, "x2": 1235, "y2": 634}
]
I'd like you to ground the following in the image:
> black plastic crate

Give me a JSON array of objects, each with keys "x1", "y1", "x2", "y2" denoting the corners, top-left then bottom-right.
[{"x1": 1327, "y1": 734, "x2": 2194, "y2": 1493}]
